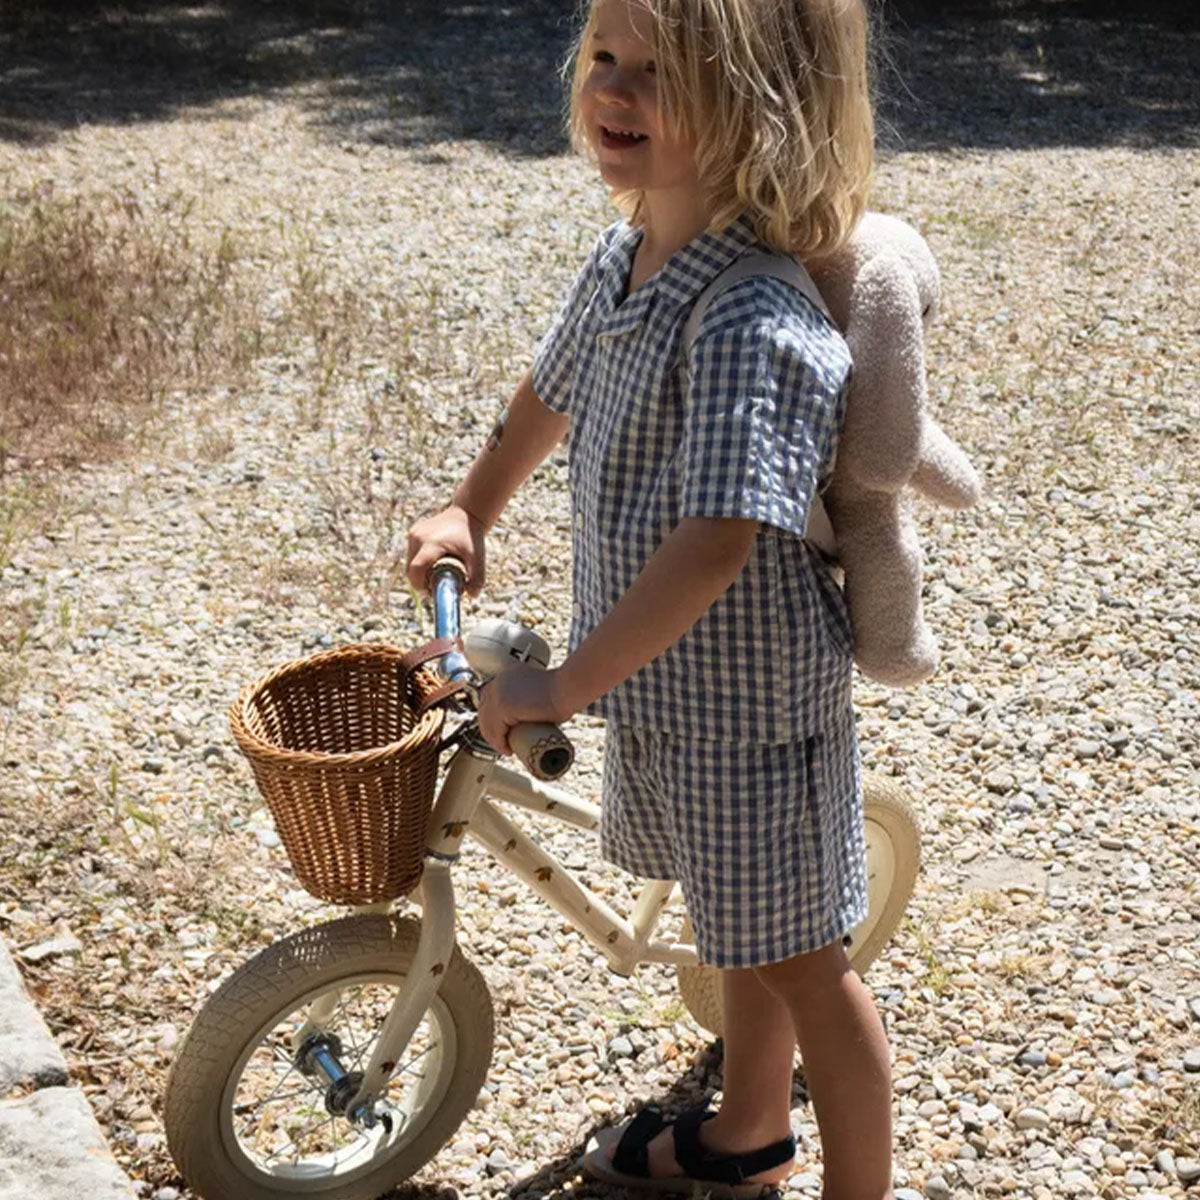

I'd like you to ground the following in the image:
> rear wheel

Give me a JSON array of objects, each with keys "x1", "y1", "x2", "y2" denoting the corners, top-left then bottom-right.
[
  {"x1": 164, "y1": 914, "x2": 494, "y2": 1200},
  {"x1": 676, "y1": 773, "x2": 920, "y2": 1036}
]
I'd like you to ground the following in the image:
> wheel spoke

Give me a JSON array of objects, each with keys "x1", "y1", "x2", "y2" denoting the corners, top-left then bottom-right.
[
  {"x1": 243, "y1": 1059, "x2": 294, "y2": 1074},
  {"x1": 256, "y1": 1059, "x2": 304, "y2": 1109},
  {"x1": 352, "y1": 1015, "x2": 436, "y2": 1077},
  {"x1": 395, "y1": 1039, "x2": 437, "y2": 1078},
  {"x1": 263, "y1": 1108, "x2": 335, "y2": 1165},
  {"x1": 319, "y1": 986, "x2": 364, "y2": 1059},
  {"x1": 234, "y1": 1086, "x2": 314, "y2": 1117},
  {"x1": 236, "y1": 1071, "x2": 318, "y2": 1142}
]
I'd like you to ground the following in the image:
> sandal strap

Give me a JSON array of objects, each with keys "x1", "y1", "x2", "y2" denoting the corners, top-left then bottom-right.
[
  {"x1": 612, "y1": 1105, "x2": 670, "y2": 1178},
  {"x1": 672, "y1": 1108, "x2": 797, "y2": 1185}
]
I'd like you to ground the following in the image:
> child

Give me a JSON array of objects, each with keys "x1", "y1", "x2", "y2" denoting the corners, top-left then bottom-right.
[{"x1": 406, "y1": 0, "x2": 893, "y2": 1195}]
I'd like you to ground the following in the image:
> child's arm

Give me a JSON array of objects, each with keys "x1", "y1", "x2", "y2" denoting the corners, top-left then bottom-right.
[
  {"x1": 405, "y1": 369, "x2": 568, "y2": 594},
  {"x1": 477, "y1": 515, "x2": 757, "y2": 753}
]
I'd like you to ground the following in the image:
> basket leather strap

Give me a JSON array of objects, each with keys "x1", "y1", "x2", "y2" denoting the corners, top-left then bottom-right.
[
  {"x1": 414, "y1": 678, "x2": 466, "y2": 714},
  {"x1": 400, "y1": 637, "x2": 468, "y2": 713},
  {"x1": 399, "y1": 637, "x2": 459, "y2": 674}
]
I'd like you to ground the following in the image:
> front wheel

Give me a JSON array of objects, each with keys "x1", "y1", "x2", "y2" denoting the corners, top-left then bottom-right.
[
  {"x1": 164, "y1": 914, "x2": 494, "y2": 1200},
  {"x1": 676, "y1": 772, "x2": 920, "y2": 1036}
]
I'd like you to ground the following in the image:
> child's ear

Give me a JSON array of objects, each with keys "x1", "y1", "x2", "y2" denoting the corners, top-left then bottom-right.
[{"x1": 839, "y1": 255, "x2": 926, "y2": 492}]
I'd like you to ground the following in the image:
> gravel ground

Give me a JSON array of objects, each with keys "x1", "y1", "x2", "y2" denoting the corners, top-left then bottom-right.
[{"x1": 1, "y1": 3, "x2": 1199, "y2": 1199}]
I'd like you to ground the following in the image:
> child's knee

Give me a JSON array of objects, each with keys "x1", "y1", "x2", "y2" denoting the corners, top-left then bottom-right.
[{"x1": 753, "y1": 938, "x2": 852, "y2": 1002}]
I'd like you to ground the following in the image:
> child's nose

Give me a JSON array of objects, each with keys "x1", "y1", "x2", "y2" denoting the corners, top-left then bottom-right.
[{"x1": 595, "y1": 68, "x2": 636, "y2": 105}]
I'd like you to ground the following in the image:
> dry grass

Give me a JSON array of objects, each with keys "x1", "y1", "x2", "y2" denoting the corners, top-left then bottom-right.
[
  {"x1": 0, "y1": 188, "x2": 262, "y2": 476},
  {"x1": 0, "y1": 182, "x2": 465, "y2": 617}
]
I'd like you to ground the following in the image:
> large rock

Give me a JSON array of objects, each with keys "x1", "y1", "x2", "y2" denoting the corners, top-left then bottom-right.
[
  {"x1": 0, "y1": 1088, "x2": 136, "y2": 1198},
  {"x1": 0, "y1": 944, "x2": 67, "y2": 1094}
]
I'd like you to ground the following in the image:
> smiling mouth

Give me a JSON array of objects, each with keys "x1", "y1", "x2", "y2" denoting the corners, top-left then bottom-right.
[{"x1": 600, "y1": 125, "x2": 648, "y2": 147}]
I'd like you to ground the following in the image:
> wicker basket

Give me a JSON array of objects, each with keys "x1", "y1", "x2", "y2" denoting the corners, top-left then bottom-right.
[{"x1": 229, "y1": 643, "x2": 448, "y2": 905}]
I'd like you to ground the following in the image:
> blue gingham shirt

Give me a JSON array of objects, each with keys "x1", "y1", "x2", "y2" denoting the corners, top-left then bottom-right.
[{"x1": 533, "y1": 216, "x2": 854, "y2": 742}]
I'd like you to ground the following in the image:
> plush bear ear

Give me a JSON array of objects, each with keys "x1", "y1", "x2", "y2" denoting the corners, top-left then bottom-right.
[{"x1": 839, "y1": 254, "x2": 926, "y2": 492}]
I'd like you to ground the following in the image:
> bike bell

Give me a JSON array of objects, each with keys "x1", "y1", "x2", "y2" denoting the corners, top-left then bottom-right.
[{"x1": 463, "y1": 618, "x2": 552, "y2": 680}]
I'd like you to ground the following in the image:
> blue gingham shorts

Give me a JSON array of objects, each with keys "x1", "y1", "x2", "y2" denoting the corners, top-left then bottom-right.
[{"x1": 600, "y1": 713, "x2": 867, "y2": 969}]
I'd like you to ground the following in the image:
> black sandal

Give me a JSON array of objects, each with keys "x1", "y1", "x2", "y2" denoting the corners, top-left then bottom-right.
[{"x1": 582, "y1": 1105, "x2": 796, "y2": 1198}]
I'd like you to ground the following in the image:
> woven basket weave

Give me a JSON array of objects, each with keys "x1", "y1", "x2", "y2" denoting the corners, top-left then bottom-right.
[{"x1": 229, "y1": 643, "x2": 446, "y2": 905}]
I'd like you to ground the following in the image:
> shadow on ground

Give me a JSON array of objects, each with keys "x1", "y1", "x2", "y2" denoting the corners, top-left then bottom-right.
[
  {"x1": 1, "y1": 0, "x2": 1197, "y2": 153},
  {"x1": 881, "y1": 0, "x2": 1200, "y2": 151},
  {"x1": 486, "y1": 1038, "x2": 816, "y2": 1200},
  {"x1": 0, "y1": 0, "x2": 576, "y2": 154},
  {"x1": 373, "y1": 1039, "x2": 807, "y2": 1198}
]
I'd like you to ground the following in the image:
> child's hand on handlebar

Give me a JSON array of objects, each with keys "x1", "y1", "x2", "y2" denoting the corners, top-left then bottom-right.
[
  {"x1": 478, "y1": 663, "x2": 573, "y2": 757},
  {"x1": 405, "y1": 504, "x2": 486, "y2": 597}
]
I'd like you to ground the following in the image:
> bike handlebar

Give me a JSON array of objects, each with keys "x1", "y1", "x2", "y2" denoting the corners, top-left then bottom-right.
[
  {"x1": 429, "y1": 558, "x2": 574, "y2": 782},
  {"x1": 430, "y1": 563, "x2": 473, "y2": 686}
]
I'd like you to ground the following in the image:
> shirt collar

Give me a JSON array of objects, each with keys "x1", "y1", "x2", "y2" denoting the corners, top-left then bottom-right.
[
  {"x1": 655, "y1": 213, "x2": 762, "y2": 306},
  {"x1": 597, "y1": 213, "x2": 763, "y2": 327}
]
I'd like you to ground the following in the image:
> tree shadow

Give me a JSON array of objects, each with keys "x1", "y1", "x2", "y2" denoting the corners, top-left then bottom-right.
[
  {"x1": 1, "y1": 0, "x2": 1197, "y2": 153},
  {"x1": 878, "y1": 0, "x2": 1200, "y2": 151},
  {"x1": 0, "y1": 0, "x2": 577, "y2": 154}
]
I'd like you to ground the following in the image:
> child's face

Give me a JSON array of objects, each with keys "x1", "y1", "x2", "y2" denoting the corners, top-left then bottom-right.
[{"x1": 580, "y1": 0, "x2": 699, "y2": 199}]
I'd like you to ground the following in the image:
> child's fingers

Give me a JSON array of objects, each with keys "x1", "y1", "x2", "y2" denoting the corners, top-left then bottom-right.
[
  {"x1": 407, "y1": 540, "x2": 463, "y2": 594},
  {"x1": 477, "y1": 682, "x2": 513, "y2": 756},
  {"x1": 477, "y1": 712, "x2": 511, "y2": 757},
  {"x1": 405, "y1": 540, "x2": 438, "y2": 594}
]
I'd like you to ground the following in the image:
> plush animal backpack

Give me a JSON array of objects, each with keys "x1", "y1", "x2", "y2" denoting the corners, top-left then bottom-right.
[{"x1": 681, "y1": 212, "x2": 981, "y2": 686}]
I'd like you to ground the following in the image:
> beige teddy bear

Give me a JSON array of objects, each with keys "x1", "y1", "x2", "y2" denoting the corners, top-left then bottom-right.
[{"x1": 808, "y1": 213, "x2": 981, "y2": 686}]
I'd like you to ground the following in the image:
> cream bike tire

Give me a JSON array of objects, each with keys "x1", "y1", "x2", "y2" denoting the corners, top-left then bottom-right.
[
  {"x1": 164, "y1": 914, "x2": 494, "y2": 1200},
  {"x1": 677, "y1": 772, "x2": 920, "y2": 1036}
]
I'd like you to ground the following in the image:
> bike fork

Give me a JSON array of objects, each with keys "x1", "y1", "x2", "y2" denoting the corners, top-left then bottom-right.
[{"x1": 334, "y1": 743, "x2": 494, "y2": 1127}]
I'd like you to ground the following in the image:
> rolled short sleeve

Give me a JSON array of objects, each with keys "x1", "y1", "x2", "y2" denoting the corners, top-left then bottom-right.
[
  {"x1": 678, "y1": 280, "x2": 851, "y2": 537},
  {"x1": 531, "y1": 227, "x2": 617, "y2": 415}
]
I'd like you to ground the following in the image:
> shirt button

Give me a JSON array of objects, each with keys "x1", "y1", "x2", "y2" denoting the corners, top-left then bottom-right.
[
  {"x1": 575, "y1": 511, "x2": 585, "y2": 532},
  {"x1": 571, "y1": 601, "x2": 582, "y2": 619}
]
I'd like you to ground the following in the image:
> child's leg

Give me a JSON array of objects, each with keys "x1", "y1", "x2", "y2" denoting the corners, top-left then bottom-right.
[
  {"x1": 707, "y1": 967, "x2": 795, "y2": 1147},
  {"x1": 602, "y1": 966, "x2": 796, "y2": 1184},
  {"x1": 756, "y1": 940, "x2": 894, "y2": 1200}
]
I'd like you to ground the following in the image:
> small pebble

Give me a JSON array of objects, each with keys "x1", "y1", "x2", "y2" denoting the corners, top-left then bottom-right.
[
  {"x1": 1177, "y1": 1159, "x2": 1200, "y2": 1183},
  {"x1": 1014, "y1": 1107, "x2": 1051, "y2": 1131},
  {"x1": 608, "y1": 1036, "x2": 635, "y2": 1059},
  {"x1": 925, "y1": 1176, "x2": 951, "y2": 1200}
]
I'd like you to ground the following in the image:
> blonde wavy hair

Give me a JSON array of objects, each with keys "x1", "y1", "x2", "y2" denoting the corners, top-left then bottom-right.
[{"x1": 567, "y1": 0, "x2": 874, "y2": 259}]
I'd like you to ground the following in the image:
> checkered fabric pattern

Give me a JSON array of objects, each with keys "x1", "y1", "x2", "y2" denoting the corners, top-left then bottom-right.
[
  {"x1": 602, "y1": 711, "x2": 867, "y2": 968},
  {"x1": 533, "y1": 215, "x2": 855, "y2": 742}
]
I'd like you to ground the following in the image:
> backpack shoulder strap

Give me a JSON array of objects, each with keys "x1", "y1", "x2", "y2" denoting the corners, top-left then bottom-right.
[
  {"x1": 680, "y1": 252, "x2": 831, "y2": 368},
  {"x1": 679, "y1": 252, "x2": 839, "y2": 560}
]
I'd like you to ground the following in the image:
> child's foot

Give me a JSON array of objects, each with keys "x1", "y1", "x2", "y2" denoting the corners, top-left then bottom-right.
[
  {"x1": 583, "y1": 1106, "x2": 795, "y2": 1196},
  {"x1": 607, "y1": 1118, "x2": 794, "y2": 1186}
]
